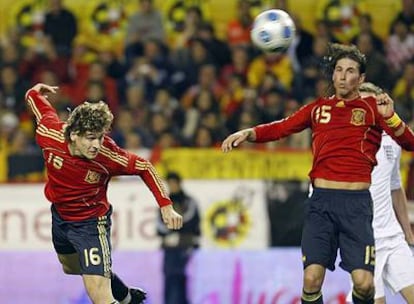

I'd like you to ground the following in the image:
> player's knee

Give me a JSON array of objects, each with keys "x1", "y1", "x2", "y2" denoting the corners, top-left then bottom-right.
[
  {"x1": 353, "y1": 280, "x2": 374, "y2": 297},
  {"x1": 352, "y1": 270, "x2": 374, "y2": 297},
  {"x1": 303, "y1": 272, "x2": 323, "y2": 291},
  {"x1": 374, "y1": 297, "x2": 385, "y2": 304}
]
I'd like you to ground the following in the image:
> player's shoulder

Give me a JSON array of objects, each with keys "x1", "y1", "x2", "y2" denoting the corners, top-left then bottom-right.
[
  {"x1": 99, "y1": 136, "x2": 122, "y2": 158},
  {"x1": 313, "y1": 95, "x2": 338, "y2": 105},
  {"x1": 102, "y1": 135, "x2": 121, "y2": 150},
  {"x1": 359, "y1": 95, "x2": 377, "y2": 106},
  {"x1": 36, "y1": 120, "x2": 66, "y2": 144}
]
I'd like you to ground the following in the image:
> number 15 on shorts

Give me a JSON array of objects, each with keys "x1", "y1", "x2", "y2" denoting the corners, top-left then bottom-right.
[{"x1": 365, "y1": 246, "x2": 375, "y2": 266}]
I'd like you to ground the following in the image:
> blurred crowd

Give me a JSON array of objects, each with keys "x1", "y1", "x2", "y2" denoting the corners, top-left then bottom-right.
[{"x1": 0, "y1": 0, "x2": 414, "y2": 181}]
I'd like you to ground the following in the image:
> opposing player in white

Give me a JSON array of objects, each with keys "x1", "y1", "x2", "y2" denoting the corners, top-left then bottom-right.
[{"x1": 346, "y1": 83, "x2": 414, "y2": 303}]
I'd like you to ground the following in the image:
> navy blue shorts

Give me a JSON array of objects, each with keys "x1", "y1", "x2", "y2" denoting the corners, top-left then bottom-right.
[
  {"x1": 301, "y1": 188, "x2": 375, "y2": 273},
  {"x1": 51, "y1": 205, "x2": 113, "y2": 278}
]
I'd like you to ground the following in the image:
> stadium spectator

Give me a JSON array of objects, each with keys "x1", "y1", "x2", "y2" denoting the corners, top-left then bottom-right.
[
  {"x1": 226, "y1": 87, "x2": 263, "y2": 134},
  {"x1": 43, "y1": 0, "x2": 78, "y2": 57},
  {"x1": 181, "y1": 64, "x2": 224, "y2": 109},
  {"x1": 351, "y1": 14, "x2": 384, "y2": 54},
  {"x1": 125, "y1": 39, "x2": 174, "y2": 101},
  {"x1": 315, "y1": 0, "x2": 367, "y2": 43},
  {"x1": 172, "y1": 38, "x2": 217, "y2": 89},
  {"x1": 197, "y1": 22, "x2": 231, "y2": 68},
  {"x1": 70, "y1": 61, "x2": 119, "y2": 113},
  {"x1": 355, "y1": 33, "x2": 390, "y2": 90},
  {"x1": 391, "y1": 0, "x2": 414, "y2": 33},
  {"x1": 220, "y1": 73, "x2": 246, "y2": 118},
  {"x1": 19, "y1": 37, "x2": 72, "y2": 84},
  {"x1": 392, "y1": 60, "x2": 414, "y2": 122},
  {"x1": 170, "y1": 6, "x2": 204, "y2": 50},
  {"x1": 0, "y1": 65, "x2": 29, "y2": 116},
  {"x1": 0, "y1": 42, "x2": 21, "y2": 69},
  {"x1": 386, "y1": 18, "x2": 414, "y2": 76},
  {"x1": 301, "y1": 37, "x2": 329, "y2": 99},
  {"x1": 157, "y1": 171, "x2": 201, "y2": 304},
  {"x1": 288, "y1": 14, "x2": 314, "y2": 72},
  {"x1": 247, "y1": 51, "x2": 294, "y2": 91},
  {"x1": 125, "y1": 0, "x2": 165, "y2": 64},
  {"x1": 220, "y1": 45, "x2": 250, "y2": 87},
  {"x1": 226, "y1": 0, "x2": 253, "y2": 47}
]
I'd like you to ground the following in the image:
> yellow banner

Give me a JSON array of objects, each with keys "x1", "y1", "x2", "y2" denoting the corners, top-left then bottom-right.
[
  {"x1": 156, "y1": 148, "x2": 313, "y2": 179},
  {"x1": 155, "y1": 148, "x2": 413, "y2": 183}
]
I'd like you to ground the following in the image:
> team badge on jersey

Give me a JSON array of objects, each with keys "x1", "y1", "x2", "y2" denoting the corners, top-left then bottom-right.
[
  {"x1": 350, "y1": 108, "x2": 366, "y2": 126},
  {"x1": 85, "y1": 170, "x2": 101, "y2": 184}
]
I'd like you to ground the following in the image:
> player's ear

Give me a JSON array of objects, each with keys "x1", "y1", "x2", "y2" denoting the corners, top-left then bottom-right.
[
  {"x1": 69, "y1": 132, "x2": 77, "y2": 142},
  {"x1": 359, "y1": 73, "x2": 366, "y2": 85}
]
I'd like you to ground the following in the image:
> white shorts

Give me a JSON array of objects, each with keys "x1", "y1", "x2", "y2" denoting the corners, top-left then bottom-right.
[{"x1": 346, "y1": 234, "x2": 414, "y2": 301}]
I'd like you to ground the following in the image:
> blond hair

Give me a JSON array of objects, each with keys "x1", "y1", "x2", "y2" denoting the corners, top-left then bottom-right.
[{"x1": 359, "y1": 82, "x2": 383, "y2": 95}]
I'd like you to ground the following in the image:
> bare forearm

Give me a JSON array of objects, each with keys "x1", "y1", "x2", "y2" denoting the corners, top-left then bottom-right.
[
  {"x1": 245, "y1": 128, "x2": 256, "y2": 141},
  {"x1": 392, "y1": 188, "x2": 414, "y2": 244}
]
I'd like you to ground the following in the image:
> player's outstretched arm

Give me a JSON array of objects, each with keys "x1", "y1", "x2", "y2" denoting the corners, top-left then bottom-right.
[
  {"x1": 221, "y1": 128, "x2": 256, "y2": 153},
  {"x1": 160, "y1": 205, "x2": 183, "y2": 230}
]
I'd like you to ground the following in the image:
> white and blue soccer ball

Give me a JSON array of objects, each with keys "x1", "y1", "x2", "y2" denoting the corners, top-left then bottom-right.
[{"x1": 250, "y1": 9, "x2": 296, "y2": 53}]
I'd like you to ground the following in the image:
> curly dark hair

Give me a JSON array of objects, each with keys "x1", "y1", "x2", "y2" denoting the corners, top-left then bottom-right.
[
  {"x1": 64, "y1": 101, "x2": 113, "y2": 142},
  {"x1": 323, "y1": 43, "x2": 367, "y2": 75},
  {"x1": 321, "y1": 43, "x2": 367, "y2": 97}
]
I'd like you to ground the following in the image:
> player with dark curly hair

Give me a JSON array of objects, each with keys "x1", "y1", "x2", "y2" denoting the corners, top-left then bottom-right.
[
  {"x1": 222, "y1": 44, "x2": 414, "y2": 304},
  {"x1": 26, "y1": 83, "x2": 183, "y2": 304}
]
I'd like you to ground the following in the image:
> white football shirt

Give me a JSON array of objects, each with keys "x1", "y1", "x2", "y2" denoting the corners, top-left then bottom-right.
[{"x1": 370, "y1": 133, "x2": 404, "y2": 240}]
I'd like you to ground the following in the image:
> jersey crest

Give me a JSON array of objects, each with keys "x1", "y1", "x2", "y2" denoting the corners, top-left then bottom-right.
[
  {"x1": 350, "y1": 108, "x2": 366, "y2": 126},
  {"x1": 85, "y1": 170, "x2": 101, "y2": 184}
]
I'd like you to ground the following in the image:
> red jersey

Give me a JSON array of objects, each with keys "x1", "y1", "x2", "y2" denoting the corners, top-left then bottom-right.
[
  {"x1": 253, "y1": 96, "x2": 414, "y2": 183},
  {"x1": 26, "y1": 90, "x2": 172, "y2": 221}
]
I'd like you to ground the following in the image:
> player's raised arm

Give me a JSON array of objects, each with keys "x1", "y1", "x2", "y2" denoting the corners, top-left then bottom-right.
[
  {"x1": 376, "y1": 93, "x2": 414, "y2": 150},
  {"x1": 25, "y1": 83, "x2": 59, "y2": 124}
]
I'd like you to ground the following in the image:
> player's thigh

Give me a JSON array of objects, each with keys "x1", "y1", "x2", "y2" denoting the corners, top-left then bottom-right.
[
  {"x1": 57, "y1": 253, "x2": 81, "y2": 274},
  {"x1": 51, "y1": 205, "x2": 77, "y2": 255},
  {"x1": 67, "y1": 211, "x2": 113, "y2": 278},
  {"x1": 384, "y1": 237, "x2": 414, "y2": 295},
  {"x1": 371, "y1": 239, "x2": 389, "y2": 299},
  {"x1": 400, "y1": 284, "x2": 414, "y2": 303},
  {"x1": 82, "y1": 274, "x2": 114, "y2": 303},
  {"x1": 338, "y1": 197, "x2": 374, "y2": 274},
  {"x1": 301, "y1": 196, "x2": 338, "y2": 271},
  {"x1": 346, "y1": 248, "x2": 386, "y2": 303}
]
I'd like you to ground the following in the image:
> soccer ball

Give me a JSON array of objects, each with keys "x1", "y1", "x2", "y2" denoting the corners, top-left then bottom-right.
[{"x1": 250, "y1": 9, "x2": 296, "y2": 53}]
